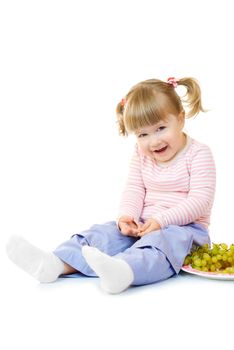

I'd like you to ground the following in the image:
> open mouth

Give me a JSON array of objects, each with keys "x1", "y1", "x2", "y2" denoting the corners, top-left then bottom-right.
[{"x1": 154, "y1": 146, "x2": 168, "y2": 153}]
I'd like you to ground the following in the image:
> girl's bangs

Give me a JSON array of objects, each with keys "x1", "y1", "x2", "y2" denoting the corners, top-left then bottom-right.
[{"x1": 124, "y1": 93, "x2": 168, "y2": 133}]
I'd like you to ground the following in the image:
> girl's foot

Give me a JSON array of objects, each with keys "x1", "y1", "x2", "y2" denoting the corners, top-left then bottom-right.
[
  {"x1": 6, "y1": 236, "x2": 64, "y2": 282},
  {"x1": 82, "y1": 246, "x2": 134, "y2": 294}
]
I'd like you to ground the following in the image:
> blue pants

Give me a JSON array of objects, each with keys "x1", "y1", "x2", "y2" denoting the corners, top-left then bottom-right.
[{"x1": 54, "y1": 221, "x2": 209, "y2": 286}]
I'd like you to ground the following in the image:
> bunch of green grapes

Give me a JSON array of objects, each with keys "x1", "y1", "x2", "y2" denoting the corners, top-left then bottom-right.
[{"x1": 183, "y1": 243, "x2": 234, "y2": 273}]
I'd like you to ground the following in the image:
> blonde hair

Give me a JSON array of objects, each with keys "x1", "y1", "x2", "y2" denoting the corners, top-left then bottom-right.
[{"x1": 116, "y1": 77, "x2": 205, "y2": 136}]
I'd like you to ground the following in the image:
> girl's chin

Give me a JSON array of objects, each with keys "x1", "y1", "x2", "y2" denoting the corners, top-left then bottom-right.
[{"x1": 153, "y1": 152, "x2": 176, "y2": 163}]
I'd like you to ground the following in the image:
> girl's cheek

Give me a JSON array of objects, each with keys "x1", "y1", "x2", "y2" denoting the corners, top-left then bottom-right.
[{"x1": 137, "y1": 140, "x2": 144, "y2": 150}]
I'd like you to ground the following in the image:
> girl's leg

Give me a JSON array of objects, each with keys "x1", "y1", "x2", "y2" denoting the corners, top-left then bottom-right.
[
  {"x1": 82, "y1": 224, "x2": 209, "y2": 293},
  {"x1": 63, "y1": 263, "x2": 78, "y2": 275},
  {"x1": 115, "y1": 223, "x2": 209, "y2": 286},
  {"x1": 116, "y1": 244, "x2": 175, "y2": 286},
  {"x1": 6, "y1": 221, "x2": 137, "y2": 282},
  {"x1": 81, "y1": 244, "x2": 173, "y2": 294}
]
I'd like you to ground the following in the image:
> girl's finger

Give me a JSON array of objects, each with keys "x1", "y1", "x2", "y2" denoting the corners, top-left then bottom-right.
[
  {"x1": 137, "y1": 224, "x2": 152, "y2": 236},
  {"x1": 139, "y1": 222, "x2": 149, "y2": 232}
]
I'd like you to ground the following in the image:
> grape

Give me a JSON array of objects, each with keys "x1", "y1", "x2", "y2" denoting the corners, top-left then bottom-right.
[
  {"x1": 210, "y1": 265, "x2": 216, "y2": 272},
  {"x1": 183, "y1": 242, "x2": 234, "y2": 274},
  {"x1": 194, "y1": 258, "x2": 202, "y2": 267},
  {"x1": 201, "y1": 259, "x2": 207, "y2": 267},
  {"x1": 212, "y1": 256, "x2": 217, "y2": 263},
  {"x1": 203, "y1": 253, "x2": 210, "y2": 259}
]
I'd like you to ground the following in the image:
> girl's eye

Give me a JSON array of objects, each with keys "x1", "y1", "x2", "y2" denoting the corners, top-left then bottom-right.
[
  {"x1": 138, "y1": 133, "x2": 147, "y2": 138},
  {"x1": 156, "y1": 126, "x2": 166, "y2": 132}
]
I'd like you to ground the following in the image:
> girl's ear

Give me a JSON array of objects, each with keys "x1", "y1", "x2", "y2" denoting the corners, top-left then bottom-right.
[
  {"x1": 179, "y1": 110, "x2": 185, "y2": 121},
  {"x1": 178, "y1": 110, "x2": 185, "y2": 128}
]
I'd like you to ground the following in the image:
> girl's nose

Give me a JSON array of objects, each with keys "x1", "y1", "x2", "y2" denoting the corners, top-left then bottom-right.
[{"x1": 149, "y1": 134, "x2": 161, "y2": 148}]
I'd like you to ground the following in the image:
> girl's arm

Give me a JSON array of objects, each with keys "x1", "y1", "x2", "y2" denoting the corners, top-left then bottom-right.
[
  {"x1": 153, "y1": 147, "x2": 216, "y2": 228},
  {"x1": 118, "y1": 145, "x2": 146, "y2": 225}
]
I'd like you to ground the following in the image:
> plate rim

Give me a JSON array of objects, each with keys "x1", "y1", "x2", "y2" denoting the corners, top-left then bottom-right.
[{"x1": 181, "y1": 265, "x2": 234, "y2": 280}]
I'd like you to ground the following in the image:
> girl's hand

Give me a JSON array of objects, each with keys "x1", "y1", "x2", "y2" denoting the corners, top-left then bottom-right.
[
  {"x1": 137, "y1": 218, "x2": 161, "y2": 237},
  {"x1": 118, "y1": 216, "x2": 141, "y2": 237}
]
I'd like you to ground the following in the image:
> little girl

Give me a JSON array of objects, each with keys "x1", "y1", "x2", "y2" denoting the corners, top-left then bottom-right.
[{"x1": 6, "y1": 77, "x2": 216, "y2": 294}]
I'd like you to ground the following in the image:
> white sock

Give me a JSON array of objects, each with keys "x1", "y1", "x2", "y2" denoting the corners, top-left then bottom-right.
[
  {"x1": 6, "y1": 235, "x2": 65, "y2": 283},
  {"x1": 82, "y1": 246, "x2": 134, "y2": 294}
]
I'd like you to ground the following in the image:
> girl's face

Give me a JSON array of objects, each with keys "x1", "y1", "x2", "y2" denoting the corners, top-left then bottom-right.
[{"x1": 135, "y1": 113, "x2": 186, "y2": 164}]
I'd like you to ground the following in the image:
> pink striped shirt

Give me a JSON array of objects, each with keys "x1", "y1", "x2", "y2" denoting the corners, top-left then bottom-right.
[{"x1": 118, "y1": 137, "x2": 216, "y2": 229}]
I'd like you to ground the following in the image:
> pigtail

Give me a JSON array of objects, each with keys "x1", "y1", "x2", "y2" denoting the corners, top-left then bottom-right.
[
  {"x1": 116, "y1": 101, "x2": 128, "y2": 136},
  {"x1": 178, "y1": 77, "x2": 206, "y2": 118}
]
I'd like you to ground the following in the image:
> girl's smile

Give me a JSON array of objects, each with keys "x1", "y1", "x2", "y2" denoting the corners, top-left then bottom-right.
[{"x1": 154, "y1": 145, "x2": 168, "y2": 153}]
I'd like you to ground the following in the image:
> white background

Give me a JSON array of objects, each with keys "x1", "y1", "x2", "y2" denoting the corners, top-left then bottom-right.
[{"x1": 1, "y1": 1, "x2": 234, "y2": 349}]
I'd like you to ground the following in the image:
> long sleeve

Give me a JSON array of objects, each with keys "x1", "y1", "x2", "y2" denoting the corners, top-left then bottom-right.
[
  {"x1": 153, "y1": 146, "x2": 216, "y2": 228},
  {"x1": 118, "y1": 145, "x2": 146, "y2": 223}
]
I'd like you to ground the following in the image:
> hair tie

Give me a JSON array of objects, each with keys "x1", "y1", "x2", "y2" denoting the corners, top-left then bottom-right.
[
  {"x1": 120, "y1": 98, "x2": 126, "y2": 107},
  {"x1": 167, "y1": 77, "x2": 179, "y2": 88}
]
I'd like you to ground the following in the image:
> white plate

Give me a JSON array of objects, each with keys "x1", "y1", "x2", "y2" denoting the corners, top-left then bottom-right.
[{"x1": 181, "y1": 265, "x2": 234, "y2": 280}]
